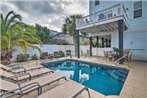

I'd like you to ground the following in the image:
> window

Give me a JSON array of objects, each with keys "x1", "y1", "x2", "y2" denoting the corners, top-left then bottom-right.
[
  {"x1": 134, "y1": 1, "x2": 142, "y2": 18},
  {"x1": 106, "y1": 11, "x2": 112, "y2": 18},
  {"x1": 108, "y1": 13, "x2": 112, "y2": 18},
  {"x1": 118, "y1": 7, "x2": 121, "y2": 15},
  {"x1": 95, "y1": 0, "x2": 99, "y2": 6}
]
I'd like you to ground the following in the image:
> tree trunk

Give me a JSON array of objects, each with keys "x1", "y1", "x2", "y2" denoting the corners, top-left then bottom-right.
[{"x1": 1, "y1": 49, "x2": 13, "y2": 65}]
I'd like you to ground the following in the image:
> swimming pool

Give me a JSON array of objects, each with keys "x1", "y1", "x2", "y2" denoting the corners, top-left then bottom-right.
[{"x1": 43, "y1": 59, "x2": 129, "y2": 96}]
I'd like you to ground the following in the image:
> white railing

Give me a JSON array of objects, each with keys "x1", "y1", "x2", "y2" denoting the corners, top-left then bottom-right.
[
  {"x1": 114, "y1": 55, "x2": 127, "y2": 65},
  {"x1": 114, "y1": 52, "x2": 133, "y2": 68},
  {"x1": 76, "y1": 3, "x2": 128, "y2": 28}
]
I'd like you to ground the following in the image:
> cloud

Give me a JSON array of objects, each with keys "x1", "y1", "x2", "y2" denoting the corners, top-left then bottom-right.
[{"x1": 0, "y1": 0, "x2": 89, "y2": 32}]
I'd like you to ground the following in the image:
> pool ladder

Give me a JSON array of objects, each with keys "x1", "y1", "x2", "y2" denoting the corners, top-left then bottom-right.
[{"x1": 114, "y1": 52, "x2": 133, "y2": 68}]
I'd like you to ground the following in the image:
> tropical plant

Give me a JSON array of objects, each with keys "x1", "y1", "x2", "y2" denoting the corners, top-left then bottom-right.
[
  {"x1": 35, "y1": 24, "x2": 53, "y2": 44},
  {"x1": 62, "y1": 15, "x2": 82, "y2": 57},
  {"x1": 0, "y1": 11, "x2": 42, "y2": 64},
  {"x1": 16, "y1": 54, "x2": 28, "y2": 62},
  {"x1": 31, "y1": 54, "x2": 38, "y2": 60},
  {"x1": 1, "y1": 11, "x2": 22, "y2": 35}
]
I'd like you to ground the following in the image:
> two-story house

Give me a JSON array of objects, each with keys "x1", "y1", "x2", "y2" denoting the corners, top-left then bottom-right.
[{"x1": 76, "y1": 0, "x2": 147, "y2": 61}]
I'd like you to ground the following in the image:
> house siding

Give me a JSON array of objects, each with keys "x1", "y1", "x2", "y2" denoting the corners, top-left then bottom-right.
[{"x1": 89, "y1": 0, "x2": 147, "y2": 61}]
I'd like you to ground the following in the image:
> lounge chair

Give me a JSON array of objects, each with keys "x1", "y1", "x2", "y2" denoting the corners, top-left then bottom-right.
[
  {"x1": 36, "y1": 80, "x2": 91, "y2": 98},
  {"x1": 0, "y1": 73, "x2": 67, "y2": 98},
  {"x1": 0, "y1": 63, "x2": 44, "y2": 73},
  {"x1": 0, "y1": 68, "x2": 53, "y2": 82}
]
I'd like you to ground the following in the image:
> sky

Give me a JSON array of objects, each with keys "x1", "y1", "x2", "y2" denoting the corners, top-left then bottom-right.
[{"x1": 0, "y1": 0, "x2": 89, "y2": 32}]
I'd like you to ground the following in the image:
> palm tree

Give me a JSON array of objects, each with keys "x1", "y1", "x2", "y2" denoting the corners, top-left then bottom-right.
[
  {"x1": 1, "y1": 11, "x2": 22, "y2": 35},
  {"x1": 62, "y1": 15, "x2": 82, "y2": 57},
  {"x1": 0, "y1": 11, "x2": 42, "y2": 65}
]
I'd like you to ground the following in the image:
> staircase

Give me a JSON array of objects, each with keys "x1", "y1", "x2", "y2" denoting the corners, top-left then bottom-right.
[{"x1": 108, "y1": 69, "x2": 128, "y2": 82}]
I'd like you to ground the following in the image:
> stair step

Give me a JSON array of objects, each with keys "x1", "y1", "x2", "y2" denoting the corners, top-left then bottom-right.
[
  {"x1": 118, "y1": 69, "x2": 128, "y2": 75},
  {"x1": 108, "y1": 70, "x2": 127, "y2": 82}
]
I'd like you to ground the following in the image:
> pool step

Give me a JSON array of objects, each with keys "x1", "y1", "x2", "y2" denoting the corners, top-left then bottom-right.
[
  {"x1": 114, "y1": 70, "x2": 127, "y2": 78},
  {"x1": 118, "y1": 69, "x2": 128, "y2": 75},
  {"x1": 108, "y1": 70, "x2": 128, "y2": 82}
]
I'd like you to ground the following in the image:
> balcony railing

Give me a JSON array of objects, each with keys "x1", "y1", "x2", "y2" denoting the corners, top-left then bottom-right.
[{"x1": 76, "y1": 3, "x2": 128, "y2": 29}]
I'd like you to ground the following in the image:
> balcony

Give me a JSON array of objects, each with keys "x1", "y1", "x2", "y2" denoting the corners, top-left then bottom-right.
[{"x1": 76, "y1": 3, "x2": 128, "y2": 32}]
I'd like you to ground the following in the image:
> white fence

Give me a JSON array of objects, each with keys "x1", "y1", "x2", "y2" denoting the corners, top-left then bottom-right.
[
  {"x1": 12, "y1": 45, "x2": 88, "y2": 61},
  {"x1": 12, "y1": 44, "x2": 147, "y2": 61},
  {"x1": 12, "y1": 44, "x2": 113, "y2": 61}
]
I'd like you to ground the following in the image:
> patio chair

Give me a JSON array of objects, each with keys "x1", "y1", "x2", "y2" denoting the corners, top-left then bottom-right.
[
  {"x1": 54, "y1": 51, "x2": 61, "y2": 58},
  {"x1": 36, "y1": 80, "x2": 91, "y2": 98},
  {"x1": 107, "y1": 51, "x2": 113, "y2": 61},
  {"x1": 0, "y1": 67, "x2": 53, "y2": 83},
  {"x1": 66, "y1": 50, "x2": 72, "y2": 58},
  {"x1": 0, "y1": 63, "x2": 44, "y2": 73},
  {"x1": 103, "y1": 51, "x2": 108, "y2": 60},
  {"x1": 123, "y1": 49, "x2": 130, "y2": 62},
  {"x1": 41, "y1": 52, "x2": 49, "y2": 59},
  {"x1": 0, "y1": 73, "x2": 67, "y2": 98}
]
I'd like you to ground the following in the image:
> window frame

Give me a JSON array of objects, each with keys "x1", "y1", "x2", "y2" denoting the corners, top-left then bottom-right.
[
  {"x1": 133, "y1": 0, "x2": 143, "y2": 19},
  {"x1": 95, "y1": 0, "x2": 100, "y2": 6}
]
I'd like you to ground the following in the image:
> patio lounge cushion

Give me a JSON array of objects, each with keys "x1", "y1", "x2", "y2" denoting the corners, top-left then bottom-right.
[
  {"x1": 1, "y1": 73, "x2": 66, "y2": 98},
  {"x1": 0, "y1": 64, "x2": 44, "y2": 73},
  {"x1": 36, "y1": 80, "x2": 89, "y2": 98},
  {"x1": 0, "y1": 68, "x2": 52, "y2": 82}
]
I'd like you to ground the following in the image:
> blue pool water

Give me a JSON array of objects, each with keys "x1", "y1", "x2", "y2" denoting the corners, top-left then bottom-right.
[{"x1": 43, "y1": 60, "x2": 129, "y2": 96}]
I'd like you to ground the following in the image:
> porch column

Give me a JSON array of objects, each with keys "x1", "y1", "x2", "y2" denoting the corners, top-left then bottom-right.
[
  {"x1": 76, "y1": 30, "x2": 80, "y2": 58},
  {"x1": 96, "y1": 36, "x2": 99, "y2": 47},
  {"x1": 118, "y1": 19, "x2": 124, "y2": 64},
  {"x1": 102, "y1": 37, "x2": 104, "y2": 48},
  {"x1": 89, "y1": 37, "x2": 92, "y2": 56},
  {"x1": 105, "y1": 38, "x2": 108, "y2": 47}
]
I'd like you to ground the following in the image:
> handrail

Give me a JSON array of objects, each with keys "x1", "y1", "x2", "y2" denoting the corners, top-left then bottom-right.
[
  {"x1": 115, "y1": 52, "x2": 133, "y2": 67},
  {"x1": 114, "y1": 55, "x2": 127, "y2": 65}
]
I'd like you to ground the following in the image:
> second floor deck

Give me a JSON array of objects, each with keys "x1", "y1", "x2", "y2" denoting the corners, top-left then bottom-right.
[{"x1": 76, "y1": 3, "x2": 129, "y2": 32}]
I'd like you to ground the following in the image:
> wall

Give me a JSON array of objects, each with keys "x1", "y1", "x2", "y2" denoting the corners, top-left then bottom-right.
[
  {"x1": 12, "y1": 40, "x2": 147, "y2": 61},
  {"x1": 92, "y1": 48, "x2": 112, "y2": 56},
  {"x1": 12, "y1": 45, "x2": 89, "y2": 61},
  {"x1": 89, "y1": 0, "x2": 120, "y2": 14},
  {"x1": 124, "y1": 31, "x2": 147, "y2": 61},
  {"x1": 12, "y1": 44, "x2": 113, "y2": 61}
]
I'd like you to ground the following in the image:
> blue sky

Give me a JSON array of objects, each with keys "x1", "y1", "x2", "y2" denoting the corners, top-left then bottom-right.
[{"x1": 0, "y1": 0, "x2": 89, "y2": 32}]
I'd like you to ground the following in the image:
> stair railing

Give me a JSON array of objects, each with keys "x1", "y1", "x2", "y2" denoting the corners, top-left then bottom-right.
[
  {"x1": 114, "y1": 55, "x2": 127, "y2": 65},
  {"x1": 114, "y1": 52, "x2": 133, "y2": 68}
]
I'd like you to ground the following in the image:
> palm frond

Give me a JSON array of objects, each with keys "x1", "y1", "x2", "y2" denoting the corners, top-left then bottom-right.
[{"x1": 4, "y1": 11, "x2": 15, "y2": 24}]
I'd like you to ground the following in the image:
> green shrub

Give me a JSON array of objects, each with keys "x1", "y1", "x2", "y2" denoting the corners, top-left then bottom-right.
[
  {"x1": 17, "y1": 54, "x2": 28, "y2": 62},
  {"x1": 31, "y1": 54, "x2": 38, "y2": 60},
  {"x1": 59, "y1": 50, "x2": 65, "y2": 57}
]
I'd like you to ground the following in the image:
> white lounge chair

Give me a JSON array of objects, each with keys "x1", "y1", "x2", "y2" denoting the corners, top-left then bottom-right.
[
  {"x1": 0, "y1": 63, "x2": 44, "y2": 73},
  {"x1": 0, "y1": 68, "x2": 53, "y2": 82},
  {"x1": 36, "y1": 80, "x2": 91, "y2": 98},
  {"x1": 0, "y1": 73, "x2": 67, "y2": 98}
]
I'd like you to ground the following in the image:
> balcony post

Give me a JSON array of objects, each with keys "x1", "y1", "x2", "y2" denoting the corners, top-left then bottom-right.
[
  {"x1": 118, "y1": 19, "x2": 124, "y2": 64},
  {"x1": 76, "y1": 30, "x2": 80, "y2": 58},
  {"x1": 89, "y1": 37, "x2": 92, "y2": 56},
  {"x1": 102, "y1": 37, "x2": 104, "y2": 48},
  {"x1": 96, "y1": 36, "x2": 99, "y2": 47}
]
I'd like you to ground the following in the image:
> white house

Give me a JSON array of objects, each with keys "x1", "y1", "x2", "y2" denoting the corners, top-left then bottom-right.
[{"x1": 76, "y1": 0, "x2": 147, "y2": 61}]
